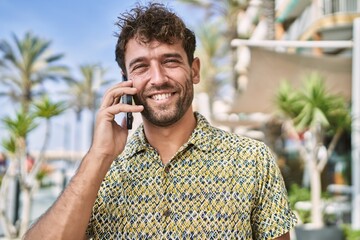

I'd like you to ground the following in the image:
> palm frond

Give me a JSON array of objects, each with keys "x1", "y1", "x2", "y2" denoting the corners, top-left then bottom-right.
[
  {"x1": 275, "y1": 72, "x2": 351, "y2": 133},
  {"x1": 2, "y1": 136, "x2": 17, "y2": 154},
  {"x1": 2, "y1": 111, "x2": 38, "y2": 138},
  {"x1": 33, "y1": 96, "x2": 67, "y2": 119},
  {"x1": 0, "y1": 31, "x2": 68, "y2": 112}
]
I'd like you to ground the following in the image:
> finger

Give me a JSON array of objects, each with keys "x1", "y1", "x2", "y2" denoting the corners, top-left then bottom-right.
[
  {"x1": 105, "y1": 80, "x2": 133, "y2": 92},
  {"x1": 100, "y1": 103, "x2": 144, "y2": 118},
  {"x1": 102, "y1": 80, "x2": 133, "y2": 98},
  {"x1": 113, "y1": 96, "x2": 121, "y2": 105},
  {"x1": 101, "y1": 86, "x2": 137, "y2": 108}
]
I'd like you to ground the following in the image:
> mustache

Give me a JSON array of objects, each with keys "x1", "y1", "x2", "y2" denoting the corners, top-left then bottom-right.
[{"x1": 143, "y1": 82, "x2": 176, "y2": 94}]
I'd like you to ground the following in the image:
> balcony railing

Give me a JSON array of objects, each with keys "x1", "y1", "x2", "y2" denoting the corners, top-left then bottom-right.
[{"x1": 323, "y1": 0, "x2": 360, "y2": 15}]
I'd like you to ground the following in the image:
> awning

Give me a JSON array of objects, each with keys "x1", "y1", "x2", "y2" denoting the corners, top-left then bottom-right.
[{"x1": 231, "y1": 47, "x2": 352, "y2": 113}]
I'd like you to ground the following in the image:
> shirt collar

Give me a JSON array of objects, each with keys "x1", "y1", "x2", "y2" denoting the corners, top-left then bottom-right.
[{"x1": 122, "y1": 112, "x2": 214, "y2": 158}]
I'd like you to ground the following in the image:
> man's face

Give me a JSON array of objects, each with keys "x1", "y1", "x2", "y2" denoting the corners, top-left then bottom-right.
[{"x1": 125, "y1": 38, "x2": 200, "y2": 127}]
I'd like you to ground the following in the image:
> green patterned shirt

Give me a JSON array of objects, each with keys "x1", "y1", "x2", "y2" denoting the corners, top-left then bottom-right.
[{"x1": 87, "y1": 112, "x2": 297, "y2": 239}]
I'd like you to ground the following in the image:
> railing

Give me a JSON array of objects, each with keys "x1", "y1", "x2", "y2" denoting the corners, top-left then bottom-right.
[{"x1": 323, "y1": 0, "x2": 360, "y2": 15}]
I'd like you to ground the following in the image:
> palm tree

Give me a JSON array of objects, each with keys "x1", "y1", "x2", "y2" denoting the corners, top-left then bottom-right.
[
  {"x1": 65, "y1": 64, "x2": 114, "y2": 149},
  {"x1": 178, "y1": 0, "x2": 248, "y2": 39},
  {"x1": 30, "y1": 96, "x2": 66, "y2": 180},
  {"x1": 0, "y1": 32, "x2": 69, "y2": 237},
  {"x1": 275, "y1": 72, "x2": 351, "y2": 228},
  {"x1": 177, "y1": 0, "x2": 250, "y2": 111},
  {"x1": 0, "y1": 111, "x2": 34, "y2": 238},
  {"x1": 0, "y1": 97, "x2": 66, "y2": 238},
  {"x1": 194, "y1": 21, "x2": 230, "y2": 116},
  {"x1": 0, "y1": 31, "x2": 68, "y2": 114}
]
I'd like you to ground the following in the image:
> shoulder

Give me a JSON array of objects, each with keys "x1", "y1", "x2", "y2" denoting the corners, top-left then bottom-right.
[
  {"x1": 193, "y1": 112, "x2": 269, "y2": 152},
  {"x1": 192, "y1": 113, "x2": 274, "y2": 165},
  {"x1": 208, "y1": 125, "x2": 271, "y2": 157}
]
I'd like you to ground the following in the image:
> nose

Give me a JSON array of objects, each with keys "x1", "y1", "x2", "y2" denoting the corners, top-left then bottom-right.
[{"x1": 149, "y1": 63, "x2": 168, "y2": 86}]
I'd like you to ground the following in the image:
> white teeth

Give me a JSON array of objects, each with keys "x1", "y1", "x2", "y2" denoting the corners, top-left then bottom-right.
[{"x1": 152, "y1": 93, "x2": 172, "y2": 100}]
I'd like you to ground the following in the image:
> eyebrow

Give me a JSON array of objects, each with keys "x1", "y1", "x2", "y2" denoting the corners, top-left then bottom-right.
[
  {"x1": 128, "y1": 53, "x2": 184, "y2": 69},
  {"x1": 163, "y1": 53, "x2": 183, "y2": 60},
  {"x1": 129, "y1": 57, "x2": 146, "y2": 69}
]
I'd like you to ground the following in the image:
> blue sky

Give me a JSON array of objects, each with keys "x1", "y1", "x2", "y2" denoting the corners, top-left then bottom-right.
[{"x1": 0, "y1": 0, "x2": 202, "y2": 152}]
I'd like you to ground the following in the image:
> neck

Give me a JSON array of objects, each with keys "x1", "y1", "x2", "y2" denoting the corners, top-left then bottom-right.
[{"x1": 142, "y1": 109, "x2": 197, "y2": 164}]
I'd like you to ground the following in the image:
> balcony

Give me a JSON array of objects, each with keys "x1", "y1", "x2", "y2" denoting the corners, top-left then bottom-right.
[
  {"x1": 275, "y1": 0, "x2": 359, "y2": 55},
  {"x1": 323, "y1": 0, "x2": 360, "y2": 15}
]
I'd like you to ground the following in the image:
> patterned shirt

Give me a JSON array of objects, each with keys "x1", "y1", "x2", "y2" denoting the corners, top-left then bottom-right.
[{"x1": 86, "y1": 112, "x2": 297, "y2": 239}]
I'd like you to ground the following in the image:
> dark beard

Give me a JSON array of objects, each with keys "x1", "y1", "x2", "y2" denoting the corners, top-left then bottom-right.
[{"x1": 134, "y1": 78, "x2": 194, "y2": 127}]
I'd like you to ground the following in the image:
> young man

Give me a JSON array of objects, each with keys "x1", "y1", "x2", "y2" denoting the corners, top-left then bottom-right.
[{"x1": 24, "y1": 2, "x2": 297, "y2": 239}]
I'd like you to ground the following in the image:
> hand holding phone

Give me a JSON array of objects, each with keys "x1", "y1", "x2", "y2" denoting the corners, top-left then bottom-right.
[{"x1": 122, "y1": 74, "x2": 133, "y2": 129}]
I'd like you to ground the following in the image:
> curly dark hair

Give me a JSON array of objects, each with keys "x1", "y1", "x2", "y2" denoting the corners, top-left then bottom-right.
[{"x1": 114, "y1": 2, "x2": 196, "y2": 74}]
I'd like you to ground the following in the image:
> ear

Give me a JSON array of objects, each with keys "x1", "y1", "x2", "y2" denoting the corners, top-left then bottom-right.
[{"x1": 191, "y1": 57, "x2": 200, "y2": 84}]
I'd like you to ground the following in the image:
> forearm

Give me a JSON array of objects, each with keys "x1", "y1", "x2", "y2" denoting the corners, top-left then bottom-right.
[{"x1": 23, "y1": 151, "x2": 114, "y2": 240}]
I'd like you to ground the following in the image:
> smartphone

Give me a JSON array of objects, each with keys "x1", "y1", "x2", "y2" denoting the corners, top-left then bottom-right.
[{"x1": 122, "y1": 74, "x2": 133, "y2": 129}]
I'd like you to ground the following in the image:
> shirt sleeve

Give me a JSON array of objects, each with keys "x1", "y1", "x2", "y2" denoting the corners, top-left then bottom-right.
[{"x1": 251, "y1": 142, "x2": 298, "y2": 239}]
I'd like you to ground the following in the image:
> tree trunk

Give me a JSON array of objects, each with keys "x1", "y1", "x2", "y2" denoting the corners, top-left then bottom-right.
[
  {"x1": 0, "y1": 162, "x2": 18, "y2": 238},
  {"x1": 310, "y1": 159, "x2": 323, "y2": 227},
  {"x1": 19, "y1": 186, "x2": 32, "y2": 237},
  {"x1": 304, "y1": 128, "x2": 324, "y2": 227},
  {"x1": 75, "y1": 110, "x2": 82, "y2": 153}
]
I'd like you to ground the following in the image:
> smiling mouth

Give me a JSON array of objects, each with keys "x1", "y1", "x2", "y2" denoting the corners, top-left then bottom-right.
[{"x1": 151, "y1": 93, "x2": 173, "y2": 101}]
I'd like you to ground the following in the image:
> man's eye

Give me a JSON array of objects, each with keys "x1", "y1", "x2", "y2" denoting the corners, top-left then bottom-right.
[
  {"x1": 164, "y1": 59, "x2": 180, "y2": 65},
  {"x1": 133, "y1": 64, "x2": 147, "y2": 71}
]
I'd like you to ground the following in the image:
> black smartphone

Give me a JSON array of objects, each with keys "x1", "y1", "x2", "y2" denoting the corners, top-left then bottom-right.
[{"x1": 122, "y1": 74, "x2": 133, "y2": 129}]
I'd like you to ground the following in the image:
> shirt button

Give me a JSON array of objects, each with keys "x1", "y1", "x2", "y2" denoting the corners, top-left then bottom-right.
[
  {"x1": 163, "y1": 209, "x2": 171, "y2": 217},
  {"x1": 164, "y1": 165, "x2": 171, "y2": 174}
]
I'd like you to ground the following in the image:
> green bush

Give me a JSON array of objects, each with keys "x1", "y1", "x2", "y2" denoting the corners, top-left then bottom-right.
[
  {"x1": 288, "y1": 184, "x2": 311, "y2": 223},
  {"x1": 288, "y1": 184, "x2": 332, "y2": 224},
  {"x1": 342, "y1": 224, "x2": 360, "y2": 240}
]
